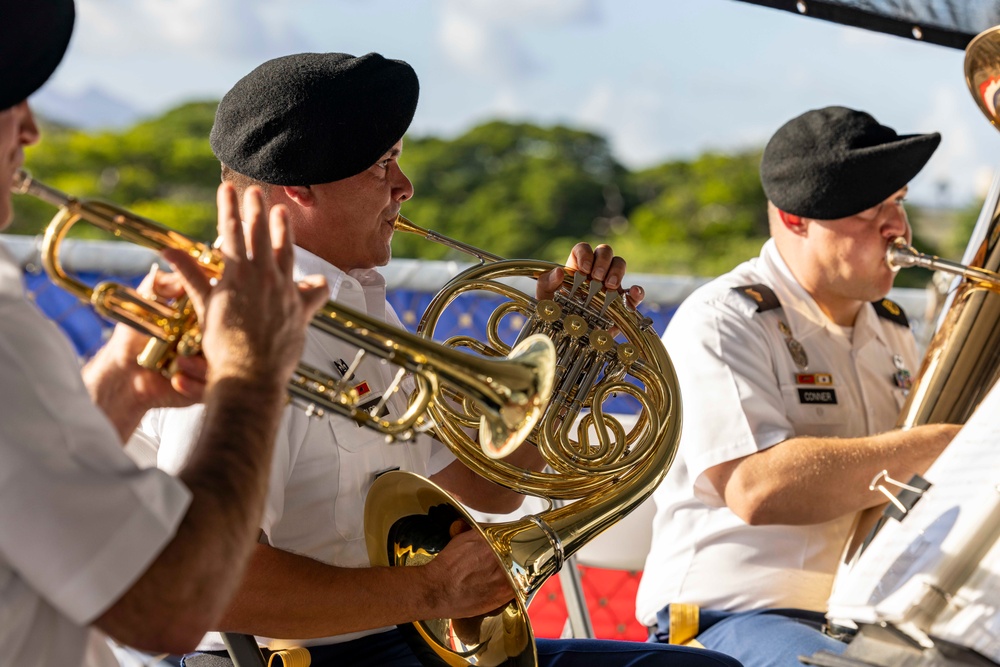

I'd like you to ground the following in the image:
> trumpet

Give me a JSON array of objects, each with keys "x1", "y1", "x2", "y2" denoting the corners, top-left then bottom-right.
[
  {"x1": 886, "y1": 236, "x2": 1000, "y2": 291},
  {"x1": 12, "y1": 170, "x2": 555, "y2": 453}
]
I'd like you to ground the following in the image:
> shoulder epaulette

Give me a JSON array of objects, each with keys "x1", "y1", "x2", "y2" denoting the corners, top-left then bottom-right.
[
  {"x1": 732, "y1": 283, "x2": 782, "y2": 313},
  {"x1": 872, "y1": 298, "x2": 909, "y2": 327}
]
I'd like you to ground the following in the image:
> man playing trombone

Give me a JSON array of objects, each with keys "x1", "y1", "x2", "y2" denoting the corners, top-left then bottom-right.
[
  {"x1": 143, "y1": 52, "x2": 741, "y2": 667},
  {"x1": 0, "y1": 2, "x2": 330, "y2": 665}
]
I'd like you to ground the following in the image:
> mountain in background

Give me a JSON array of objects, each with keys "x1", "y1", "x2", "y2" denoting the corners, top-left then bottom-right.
[{"x1": 30, "y1": 86, "x2": 145, "y2": 130}]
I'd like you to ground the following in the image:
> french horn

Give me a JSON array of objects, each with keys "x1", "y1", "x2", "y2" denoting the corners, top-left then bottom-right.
[
  {"x1": 11, "y1": 170, "x2": 556, "y2": 455},
  {"x1": 364, "y1": 216, "x2": 682, "y2": 667}
]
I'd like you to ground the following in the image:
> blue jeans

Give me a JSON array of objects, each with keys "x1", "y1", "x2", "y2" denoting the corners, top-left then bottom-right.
[
  {"x1": 183, "y1": 627, "x2": 743, "y2": 667},
  {"x1": 651, "y1": 606, "x2": 847, "y2": 667}
]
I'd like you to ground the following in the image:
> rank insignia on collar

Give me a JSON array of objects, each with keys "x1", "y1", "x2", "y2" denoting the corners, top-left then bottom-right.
[
  {"x1": 778, "y1": 320, "x2": 808, "y2": 369},
  {"x1": 733, "y1": 283, "x2": 781, "y2": 312},
  {"x1": 872, "y1": 298, "x2": 909, "y2": 327}
]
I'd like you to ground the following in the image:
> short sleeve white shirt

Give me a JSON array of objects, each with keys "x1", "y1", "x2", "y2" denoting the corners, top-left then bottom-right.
[
  {"x1": 0, "y1": 244, "x2": 192, "y2": 667},
  {"x1": 143, "y1": 246, "x2": 454, "y2": 651},
  {"x1": 635, "y1": 239, "x2": 918, "y2": 624}
]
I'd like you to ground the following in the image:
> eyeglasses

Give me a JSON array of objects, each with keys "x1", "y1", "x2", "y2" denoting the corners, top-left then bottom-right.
[{"x1": 854, "y1": 197, "x2": 907, "y2": 222}]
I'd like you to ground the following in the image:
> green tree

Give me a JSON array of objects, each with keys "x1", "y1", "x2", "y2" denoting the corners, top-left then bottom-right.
[
  {"x1": 607, "y1": 151, "x2": 769, "y2": 275},
  {"x1": 11, "y1": 102, "x2": 219, "y2": 239},
  {"x1": 6, "y1": 103, "x2": 950, "y2": 290},
  {"x1": 395, "y1": 121, "x2": 630, "y2": 262}
]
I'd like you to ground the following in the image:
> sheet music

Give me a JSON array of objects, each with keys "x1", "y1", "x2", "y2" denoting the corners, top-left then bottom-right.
[
  {"x1": 827, "y1": 380, "x2": 1000, "y2": 639},
  {"x1": 929, "y1": 536, "x2": 1000, "y2": 662}
]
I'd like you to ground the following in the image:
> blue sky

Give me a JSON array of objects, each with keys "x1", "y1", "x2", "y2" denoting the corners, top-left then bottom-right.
[{"x1": 34, "y1": 0, "x2": 1000, "y2": 207}]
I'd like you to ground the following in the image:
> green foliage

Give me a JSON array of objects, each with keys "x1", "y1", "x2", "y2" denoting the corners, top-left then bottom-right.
[
  {"x1": 611, "y1": 151, "x2": 769, "y2": 274},
  {"x1": 11, "y1": 102, "x2": 219, "y2": 239},
  {"x1": 9, "y1": 103, "x2": 953, "y2": 288},
  {"x1": 950, "y1": 198, "x2": 986, "y2": 257},
  {"x1": 394, "y1": 121, "x2": 627, "y2": 262}
]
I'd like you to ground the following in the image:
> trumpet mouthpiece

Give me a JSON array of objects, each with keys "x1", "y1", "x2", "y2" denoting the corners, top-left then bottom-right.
[
  {"x1": 885, "y1": 237, "x2": 913, "y2": 272},
  {"x1": 11, "y1": 169, "x2": 31, "y2": 195}
]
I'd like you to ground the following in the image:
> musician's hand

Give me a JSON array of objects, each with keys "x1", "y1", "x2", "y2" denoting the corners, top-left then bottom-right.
[
  {"x1": 536, "y1": 242, "x2": 644, "y2": 309},
  {"x1": 423, "y1": 521, "x2": 513, "y2": 619},
  {"x1": 82, "y1": 266, "x2": 210, "y2": 441},
  {"x1": 163, "y1": 183, "x2": 329, "y2": 390}
]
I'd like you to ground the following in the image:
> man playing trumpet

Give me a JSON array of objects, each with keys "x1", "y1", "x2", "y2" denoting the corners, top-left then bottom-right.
[{"x1": 0, "y1": 2, "x2": 329, "y2": 665}]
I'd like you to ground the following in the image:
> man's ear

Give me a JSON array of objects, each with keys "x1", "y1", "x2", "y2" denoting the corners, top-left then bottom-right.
[
  {"x1": 281, "y1": 185, "x2": 315, "y2": 207},
  {"x1": 778, "y1": 209, "x2": 806, "y2": 234}
]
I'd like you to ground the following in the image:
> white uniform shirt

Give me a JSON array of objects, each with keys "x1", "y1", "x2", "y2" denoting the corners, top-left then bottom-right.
[
  {"x1": 635, "y1": 239, "x2": 918, "y2": 624},
  {"x1": 143, "y1": 246, "x2": 454, "y2": 650},
  {"x1": 0, "y1": 244, "x2": 192, "y2": 667}
]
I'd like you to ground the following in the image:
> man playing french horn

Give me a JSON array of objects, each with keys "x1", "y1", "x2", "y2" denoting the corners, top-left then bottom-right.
[
  {"x1": 142, "y1": 52, "x2": 741, "y2": 667},
  {"x1": 635, "y1": 106, "x2": 962, "y2": 667}
]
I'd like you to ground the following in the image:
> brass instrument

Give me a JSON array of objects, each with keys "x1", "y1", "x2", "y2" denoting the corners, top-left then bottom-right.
[
  {"x1": 890, "y1": 33, "x2": 1000, "y2": 430},
  {"x1": 885, "y1": 237, "x2": 1000, "y2": 292},
  {"x1": 364, "y1": 216, "x2": 681, "y2": 667},
  {"x1": 884, "y1": 236, "x2": 1000, "y2": 429},
  {"x1": 12, "y1": 170, "x2": 555, "y2": 453},
  {"x1": 842, "y1": 26, "x2": 1000, "y2": 563}
]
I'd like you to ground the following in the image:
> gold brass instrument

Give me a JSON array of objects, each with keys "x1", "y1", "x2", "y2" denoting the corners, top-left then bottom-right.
[
  {"x1": 842, "y1": 26, "x2": 1000, "y2": 564},
  {"x1": 890, "y1": 29, "x2": 1000, "y2": 431},
  {"x1": 364, "y1": 216, "x2": 681, "y2": 667},
  {"x1": 886, "y1": 237, "x2": 1000, "y2": 293},
  {"x1": 884, "y1": 236, "x2": 1000, "y2": 428},
  {"x1": 12, "y1": 170, "x2": 555, "y2": 453}
]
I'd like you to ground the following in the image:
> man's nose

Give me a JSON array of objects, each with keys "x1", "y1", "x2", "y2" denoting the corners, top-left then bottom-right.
[
  {"x1": 18, "y1": 102, "x2": 40, "y2": 146},
  {"x1": 881, "y1": 202, "x2": 909, "y2": 238},
  {"x1": 394, "y1": 166, "x2": 414, "y2": 202}
]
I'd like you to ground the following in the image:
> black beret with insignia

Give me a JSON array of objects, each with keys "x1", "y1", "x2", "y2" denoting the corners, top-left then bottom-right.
[
  {"x1": 0, "y1": 0, "x2": 75, "y2": 111},
  {"x1": 210, "y1": 52, "x2": 419, "y2": 186},
  {"x1": 760, "y1": 106, "x2": 940, "y2": 220}
]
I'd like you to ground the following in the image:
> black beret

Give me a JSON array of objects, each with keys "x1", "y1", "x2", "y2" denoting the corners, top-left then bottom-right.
[
  {"x1": 0, "y1": 0, "x2": 75, "y2": 111},
  {"x1": 760, "y1": 106, "x2": 940, "y2": 220},
  {"x1": 210, "y1": 52, "x2": 419, "y2": 186}
]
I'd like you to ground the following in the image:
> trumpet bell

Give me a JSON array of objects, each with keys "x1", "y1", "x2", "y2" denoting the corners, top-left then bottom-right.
[{"x1": 479, "y1": 334, "x2": 556, "y2": 459}]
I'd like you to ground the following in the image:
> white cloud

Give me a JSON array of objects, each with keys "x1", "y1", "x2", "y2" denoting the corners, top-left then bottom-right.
[
  {"x1": 436, "y1": 0, "x2": 600, "y2": 80},
  {"x1": 911, "y1": 83, "x2": 998, "y2": 206},
  {"x1": 445, "y1": 0, "x2": 600, "y2": 26},
  {"x1": 74, "y1": 0, "x2": 310, "y2": 58},
  {"x1": 437, "y1": 8, "x2": 537, "y2": 80},
  {"x1": 576, "y1": 80, "x2": 674, "y2": 166}
]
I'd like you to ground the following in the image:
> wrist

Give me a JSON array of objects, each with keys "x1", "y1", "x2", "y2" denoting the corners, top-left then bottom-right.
[
  {"x1": 206, "y1": 372, "x2": 288, "y2": 411},
  {"x1": 83, "y1": 343, "x2": 148, "y2": 439}
]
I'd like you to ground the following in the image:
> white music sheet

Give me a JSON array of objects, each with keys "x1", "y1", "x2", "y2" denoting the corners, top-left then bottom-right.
[{"x1": 827, "y1": 379, "x2": 1000, "y2": 658}]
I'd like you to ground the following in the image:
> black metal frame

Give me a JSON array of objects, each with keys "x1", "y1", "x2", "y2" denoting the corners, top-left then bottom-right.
[{"x1": 729, "y1": 0, "x2": 982, "y2": 49}]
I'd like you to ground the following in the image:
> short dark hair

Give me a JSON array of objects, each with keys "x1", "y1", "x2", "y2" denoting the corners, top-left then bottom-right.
[{"x1": 220, "y1": 163, "x2": 272, "y2": 199}]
